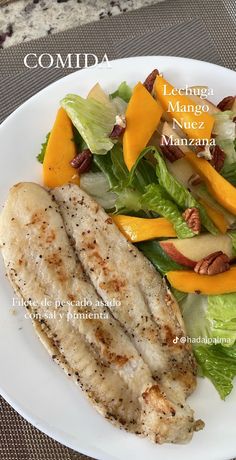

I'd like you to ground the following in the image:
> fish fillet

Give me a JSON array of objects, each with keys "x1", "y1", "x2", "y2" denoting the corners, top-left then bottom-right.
[
  {"x1": 53, "y1": 185, "x2": 197, "y2": 400},
  {"x1": 0, "y1": 182, "x2": 202, "y2": 443}
]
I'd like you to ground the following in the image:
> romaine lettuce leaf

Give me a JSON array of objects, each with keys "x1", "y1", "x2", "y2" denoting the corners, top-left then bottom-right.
[
  {"x1": 154, "y1": 151, "x2": 218, "y2": 235},
  {"x1": 93, "y1": 144, "x2": 156, "y2": 215},
  {"x1": 207, "y1": 293, "x2": 236, "y2": 346},
  {"x1": 194, "y1": 344, "x2": 236, "y2": 399},
  {"x1": 141, "y1": 184, "x2": 195, "y2": 238},
  {"x1": 93, "y1": 153, "x2": 118, "y2": 188},
  {"x1": 229, "y1": 231, "x2": 236, "y2": 256},
  {"x1": 138, "y1": 240, "x2": 186, "y2": 275},
  {"x1": 180, "y1": 292, "x2": 236, "y2": 347},
  {"x1": 37, "y1": 132, "x2": 50, "y2": 164},
  {"x1": 221, "y1": 162, "x2": 236, "y2": 186},
  {"x1": 61, "y1": 94, "x2": 116, "y2": 155},
  {"x1": 115, "y1": 188, "x2": 142, "y2": 213},
  {"x1": 180, "y1": 293, "x2": 236, "y2": 398},
  {"x1": 80, "y1": 171, "x2": 117, "y2": 210},
  {"x1": 180, "y1": 293, "x2": 211, "y2": 340},
  {"x1": 171, "y1": 288, "x2": 187, "y2": 304},
  {"x1": 195, "y1": 183, "x2": 236, "y2": 227},
  {"x1": 110, "y1": 81, "x2": 132, "y2": 103},
  {"x1": 110, "y1": 143, "x2": 129, "y2": 187},
  {"x1": 213, "y1": 111, "x2": 236, "y2": 164},
  {"x1": 113, "y1": 144, "x2": 157, "y2": 193},
  {"x1": 112, "y1": 97, "x2": 127, "y2": 115}
]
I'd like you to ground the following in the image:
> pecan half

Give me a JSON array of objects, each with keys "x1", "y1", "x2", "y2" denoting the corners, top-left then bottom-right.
[
  {"x1": 143, "y1": 69, "x2": 159, "y2": 93},
  {"x1": 217, "y1": 96, "x2": 235, "y2": 111},
  {"x1": 182, "y1": 207, "x2": 201, "y2": 234},
  {"x1": 188, "y1": 173, "x2": 202, "y2": 187},
  {"x1": 160, "y1": 136, "x2": 184, "y2": 162},
  {"x1": 194, "y1": 251, "x2": 230, "y2": 275},
  {"x1": 209, "y1": 145, "x2": 226, "y2": 171},
  {"x1": 70, "y1": 149, "x2": 92, "y2": 174},
  {"x1": 110, "y1": 124, "x2": 125, "y2": 138},
  {"x1": 110, "y1": 114, "x2": 126, "y2": 139}
]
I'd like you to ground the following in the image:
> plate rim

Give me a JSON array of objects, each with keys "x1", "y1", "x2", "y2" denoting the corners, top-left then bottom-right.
[{"x1": 1, "y1": 55, "x2": 235, "y2": 130}]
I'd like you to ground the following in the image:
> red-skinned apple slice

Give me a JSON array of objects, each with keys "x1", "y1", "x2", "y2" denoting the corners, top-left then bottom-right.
[{"x1": 160, "y1": 234, "x2": 234, "y2": 268}]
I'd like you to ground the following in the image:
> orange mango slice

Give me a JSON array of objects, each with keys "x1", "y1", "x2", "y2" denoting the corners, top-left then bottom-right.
[
  {"x1": 199, "y1": 198, "x2": 228, "y2": 234},
  {"x1": 185, "y1": 150, "x2": 236, "y2": 216},
  {"x1": 43, "y1": 108, "x2": 80, "y2": 188},
  {"x1": 166, "y1": 266, "x2": 236, "y2": 295},
  {"x1": 123, "y1": 82, "x2": 163, "y2": 171},
  {"x1": 112, "y1": 215, "x2": 176, "y2": 242},
  {"x1": 154, "y1": 75, "x2": 214, "y2": 141}
]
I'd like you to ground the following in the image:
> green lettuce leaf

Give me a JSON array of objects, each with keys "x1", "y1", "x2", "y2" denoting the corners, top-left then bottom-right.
[
  {"x1": 93, "y1": 144, "x2": 156, "y2": 215},
  {"x1": 80, "y1": 171, "x2": 117, "y2": 210},
  {"x1": 207, "y1": 293, "x2": 236, "y2": 347},
  {"x1": 37, "y1": 132, "x2": 50, "y2": 164},
  {"x1": 154, "y1": 151, "x2": 218, "y2": 235},
  {"x1": 112, "y1": 144, "x2": 157, "y2": 194},
  {"x1": 110, "y1": 143, "x2": 129, "y2": 187},
  {"x1": 180, "y1": 293, "x2": 210, "y2": 340},
  {"x1": 180, "y1": 292, "x2": 236, "y2": 347},
  {"x1": 171, "y1": 288, "x2": 187, "y2": 304},
  {"x1": 137, "y1": 240, "x2": 186, "y2": 275},
  {"x1": 194, "y1": 344, "x2": 236, "y2": 399},
  {"x1": 213, "y1": 111, "x2": 236, "y2": 164},
  {"x1": 61, "y1": 94, "x2": 116, "y2": 155},
  {"x1": 229, "y1": 231, "x2": 236, "y2": 256},
  {"x1": 195, "y1": 183, "x2": 236, "y2": 227},
  {"x1": 110, "y1": 81, "x2": 132, "y2": 103},
  {"x1": 141, "y1": 184, "x2": 195, "y2": 238},
  {"x1": 115, "y1": 189, "x2": 142, "y2": 213},
  {"x1": 93, "y1": 152, "x2": 118, "y2": 188},
  {"x1": 221, "y1": 162, "x2": 236, "y2": 186},
  {"x1": 180, "y1": 292, "x2": 236, "y2": 398}
]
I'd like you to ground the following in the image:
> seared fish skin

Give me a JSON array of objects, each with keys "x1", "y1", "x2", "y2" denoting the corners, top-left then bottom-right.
[{"x1": 0, "y1": 183, "x2": 202, "y2": 443}]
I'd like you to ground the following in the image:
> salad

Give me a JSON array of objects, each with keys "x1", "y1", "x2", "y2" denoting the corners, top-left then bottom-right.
[{"x1": 37, "y1": 68, "x2": 236, "y2": 400}]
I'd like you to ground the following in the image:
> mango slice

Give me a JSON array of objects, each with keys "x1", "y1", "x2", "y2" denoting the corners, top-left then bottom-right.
[
  {"x1": 185, "y1": 150, "x2": 236, "y2": 216},
  {"x1": 43, "y1": 108, "x2": 80, "y2": 188},
  {"x1": 199, "y1": 198, "x2": 228, "y2": 234},
  {"x1": 112, "y1": 215, "x2": 176, "y2": 242},
  {"x1": 166, "y1": 266, "x2": 236, "y2": 295},
  {"x1": 123, "y1": 82, "x2": 163, "y2": 171},
  {"x1": 154, "y1": 75, "x2": 214, "y2": 141}
]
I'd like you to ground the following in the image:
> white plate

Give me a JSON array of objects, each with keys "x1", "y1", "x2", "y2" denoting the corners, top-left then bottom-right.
[{"x1": 0, "y1": 56, "x2": 236, "y2": 460}]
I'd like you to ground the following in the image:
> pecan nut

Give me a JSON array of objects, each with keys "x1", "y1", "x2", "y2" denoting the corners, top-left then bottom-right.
[
  {"x1": 160, "y1": 136, "x2": 184, "y2": 162},
  {"x1": 209, "y1": 145, "x2": 226, "y2": 172},
  {"x1": 182, "y1": 207, "x2": 201, "y2": 234},
  {"x1": 70, "y1": 149, "x2": 92, "y2": 174},
  {"x1": 110, "y1": 124, "x2": 125, "y2": 138},
  {"x1": 110, "y1": 114, "x2": 126, "y2": 139},
  {"x1": 188, "y1": 173, "x2": 202, "y2": 187},
  {"x1": 217, "y1": 96, "x2": 235, "y2": 111},
  {"x1": 194, "y1": 251, "x2": 230, "y2": 275},
  {"x1": 143, "y1": 69, "x2": 159, "y2": 93}
]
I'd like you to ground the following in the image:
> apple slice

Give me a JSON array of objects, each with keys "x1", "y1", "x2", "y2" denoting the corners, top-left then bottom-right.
[
  {"x1": 160, "y1": 122, "x2": 196, "y2": 187},
  {"x1": 179, "y1": 86, "x2": 220, "y2": 115},
  {"x1": 160, "y1": 234, "x2": 234, "y2": 268}
]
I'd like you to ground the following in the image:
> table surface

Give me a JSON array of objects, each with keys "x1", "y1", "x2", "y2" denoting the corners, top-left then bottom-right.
[{"x1": 0, "y1": 0, "x2": 163, "y2": 48}]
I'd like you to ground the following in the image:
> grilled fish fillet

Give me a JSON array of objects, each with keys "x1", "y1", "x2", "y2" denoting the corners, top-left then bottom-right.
[
  {"x1": 53, "y1": 185, "x2": 197, "y2": 399},
  {"x1": 0, "y1": 182, "x2": 202, "y2": 443}
]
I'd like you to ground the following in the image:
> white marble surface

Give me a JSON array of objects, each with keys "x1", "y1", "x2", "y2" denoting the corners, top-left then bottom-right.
[{"x1": 0, "y1": 0, "x2": 161, "y2": 48}]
